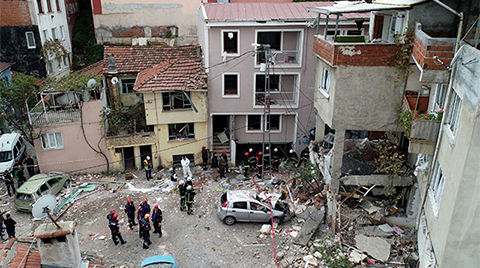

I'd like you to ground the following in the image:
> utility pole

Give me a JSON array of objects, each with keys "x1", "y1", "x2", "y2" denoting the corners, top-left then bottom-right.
[{"x1": 261, "y1": 44, "x2": 272, "y2": 180}]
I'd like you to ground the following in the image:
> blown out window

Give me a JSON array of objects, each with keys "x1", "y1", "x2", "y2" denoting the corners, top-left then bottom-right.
[
  {"x1": 168, "y1": 123, "x2": 195, "y2": 141},
  {"x1": 162, "y1": 92, "x2": 191, "y2": 111}
]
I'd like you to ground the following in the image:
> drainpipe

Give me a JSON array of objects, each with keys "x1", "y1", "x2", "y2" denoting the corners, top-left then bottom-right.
[{"x1": 416, "y1": 4, "x2": 464, "y2": 229}]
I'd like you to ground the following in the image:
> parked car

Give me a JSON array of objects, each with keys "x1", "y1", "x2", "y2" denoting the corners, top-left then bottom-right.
[
  {"x1": 0, "y1": 133, "x2": 26, "y2": 177},
  {"x1": 14, "y1": 172, "x2": 70, "y2": 212},
  {"x1": 218, "y1": 190, "x2": 291, "y2": 225},
  {"x1": 141, "y1": 255, "x2": 178, "y2": 268}
]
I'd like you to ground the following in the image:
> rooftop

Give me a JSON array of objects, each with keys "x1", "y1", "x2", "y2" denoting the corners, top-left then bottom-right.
[
  {"x1": 75, "y1": 60, "x2": 104, "y2": 77},
  {"x1": 0, "y1": 62, "x2": 13, "y2": 73}
]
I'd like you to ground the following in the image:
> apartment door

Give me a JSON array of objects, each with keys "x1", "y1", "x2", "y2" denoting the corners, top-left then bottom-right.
[
  {"x1": 122, "y1": 147, "x2": 135, "y2": 170},
  {"x1": 140, "y1": 145, "x2": 152, "y2": 164}
]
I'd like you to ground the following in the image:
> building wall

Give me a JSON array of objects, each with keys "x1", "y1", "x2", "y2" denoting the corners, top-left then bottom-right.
[
  {"x1": 234, "y1": 114, "x2": 296, "y2": 143},
  {"x1": 34, "y1": 100, "x2": 111, "y2": 173},
  {"x1": 105, "y1": 132, "x2": 157, "y2": 171},
  {"x1": 423, "y1": 44, "x2": 480, "y2": 268},
  {"x1": 91, "y1": 0, "x2": 199, "y2": 45}
]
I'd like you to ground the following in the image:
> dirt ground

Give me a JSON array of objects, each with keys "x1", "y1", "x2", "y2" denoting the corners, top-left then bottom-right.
[{"x1": 1, "y1": 167, "x2": 298, "y2": 267}]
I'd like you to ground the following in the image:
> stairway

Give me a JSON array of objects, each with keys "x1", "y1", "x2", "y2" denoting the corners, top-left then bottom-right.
[{"x1": 212, "y1": 132, "x2": 231, "y2": 166}]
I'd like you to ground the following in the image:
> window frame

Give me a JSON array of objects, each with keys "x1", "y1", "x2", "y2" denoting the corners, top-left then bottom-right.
[
  {"x1": 120, "y1": 77, "x2": 136, "y2": 95},
  {"x1": 434, "y1": 84, "x2": 447, "y2": 111},
  {"x1": 57, "y1": 58, "x2": 62, "y2": 70},
  {"x1": 265, "y1": 114, "x2": 281, "y2": 133},
  {"x1": 55, "y1": 0, "x2": 61, "y2": 12},
  {"x1": 37, "y1": 0, "x2": 44, "y2": 13},
  {"x1": 51, "y1": 27, "x2": 56, "y2": 40},
  {"x1": 46, "y1": 61, "x2": 53, "y2": 74},
  {"x1": 26, "y1": 32, "x2": 36, "y2": 49},
  {"x1": 168, "y1": 123, "x2": 195, "y2": 141},
  {"x1": 255, "y1": 74, "x2": 280, "y2": 93},
  {"x1": 222, "y1": 73, "x2": 240, "y2": 98},
  {"x1": 447, "y1": 89, "x2": 462, "y2": 137},
  {"x1": 246, "y1": 114, "x2": 263, "y2": 133},
  {"x1": 59, "y1": 25, "x2": 64, "y2": 40},
  {"x1": 162, "y1": 91, "x2": 192, "y2": 111},
  {"x1": 46, "y1": 0, "x2": 52, "y2": 12},
  {"x1": 254, "y1": 29, "x2": 304, "y2": 68},
  {"x1": 221, "y1": 30, "x2": 240, "y2": 57},
  {"x1": 41, "y1": 132, "x2": 64, "y2": 150},
  {"x1": 319, "y1": 67, "x2": 331, "y2": 97},
  {"x1": 233, "y1": 201, "x2": 248, "y2": 209},
  {"x1": 428, "y1": 161, "x2": 445, "y2": 216}
]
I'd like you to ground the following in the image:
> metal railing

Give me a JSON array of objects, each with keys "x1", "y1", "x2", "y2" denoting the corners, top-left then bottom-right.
[
  {"x1": 256, "y1": 50, "x2": 300, "y2": 65},
  {"x1": 255, "y1": 91, "x2": 297, "y2": 107}
]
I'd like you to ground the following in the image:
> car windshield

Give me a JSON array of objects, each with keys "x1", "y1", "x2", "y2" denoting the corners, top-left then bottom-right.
[
  {"x1": 144, "y1": 263, "x2": 174, "y2": 268},
  {"x1": 16, "y1": 193, "x2": 33, "y2": 201},
  {"x1": 0, "y1": 151, "x2": 13, "y2": 162}
]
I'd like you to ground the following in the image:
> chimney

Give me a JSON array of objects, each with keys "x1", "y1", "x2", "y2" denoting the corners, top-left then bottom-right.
[{"x1": 108, "y1": 54, "x2": 118, "y2": 74}]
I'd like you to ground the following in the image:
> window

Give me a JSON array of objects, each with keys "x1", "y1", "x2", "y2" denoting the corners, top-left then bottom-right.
[
  {"x1": 168, "y1": 123, "x2": 195, "y2": 141},
  {"x1": 429, "y1": 161, "x2": 445, "y2": 213},
  {"x1": 46, "y1": 0, "x2": 52, "y2": 12},
  {"x1": 120, "y1": 78, "x2": 136, "y2": 94},
  {"x1": 447, "y1": 90, "x2": 462, "y2": 136},
  {"x1": 233, "y1": 202, "x2": 247, "y2": 209},
  {"x1": 347, "y1": 30, "x2": 362, "y2": 35},
  {"x1": 43, "y1": 30, "x2": 48, "y2": 41},
  {"x1": 255, "y1": 74, "x2": 279, "y2": 92},
  {"x1": 37, "y1": 0, "x2": 44, "y2": 13},
  {"x1": 162, "y1": 92, "x2": 191, "y2": 111},
  {"x1": 266, "y1": 115, "x2": 280, "y2": 131},
  {"x1": 41, "y1": 132, "x2": 64, "y2": 150},
  {"x1": 57, "y1": 58, "x2": 62, "y2": 70},
  {"x1": 51, "y1": 28, "x2": 56, "y2": 40},
  {"x1": 47, "y1": 178, "x2": 60, "y2": 188},
  {"x1": 434, "y1": 84, "x2": 447, "y2": 111},
  {"x1": 257, "y1": 32, "x2": 281, "y2": 50},
  {"x1": 39, "y1": 183, "x2": 50, "y2": 193},
  {"x1": 250, "y1": 202, "x2": 264, "y2": 211},
  {"x1": 320, "y1": 67, "x2": 330, "y2": 95},
  {"x1": 63, "y1": 56, "x2": 68, "y2": 67},
  {"x1": 59, "y1": 25, "x2": 64, "y2": 40},
  {"x1": 222, "y1": 30, "x2": 239, "y2": 55},
  {"x1": 55, "y1": 0, "x2": 61, "y2": 11},
  {"x1": 46, "y1": 61, "x2": 53, "y2": 74},
  {"x1": 247, "y1": 115, "x2": 262, "y2": 131},
  {"x1": 223, "y1": 74, "x2": 239, "y2": 97},
  {"x1": 26, "y1": 32, "x2": 36, "y2": 49}
]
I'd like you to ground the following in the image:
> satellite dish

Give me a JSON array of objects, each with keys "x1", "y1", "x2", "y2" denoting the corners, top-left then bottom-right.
[
  {"x1": 111, "y1": 77, "x2": 119, "y2": 84},
  {"x1": 87, "y1": 78, "x2": 97, "y2": 89},
  {"x1": 32, "y1": 194, "x2": 57, "y2": 219}
]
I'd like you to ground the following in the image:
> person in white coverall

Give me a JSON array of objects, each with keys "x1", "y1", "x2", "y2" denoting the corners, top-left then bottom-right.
[{"x1": 181, "y1": 156, "x2": 193, "y2": 177}]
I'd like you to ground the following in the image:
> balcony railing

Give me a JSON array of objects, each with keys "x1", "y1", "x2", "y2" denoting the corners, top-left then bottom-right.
[
  {"x1": 256, "y1": 50, "x2": 300, "y2": 66},
  {"x1": 410, "y1": 120, "x2": 440, "y2": 142},
  {"x1": 255, "y1": 91, "x2": 297, "y2": 107}
]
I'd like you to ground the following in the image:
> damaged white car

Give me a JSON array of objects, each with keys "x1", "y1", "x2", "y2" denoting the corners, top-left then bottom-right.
[{"x1": 218, "y1": 190, "x2": 291, "y2": 225}]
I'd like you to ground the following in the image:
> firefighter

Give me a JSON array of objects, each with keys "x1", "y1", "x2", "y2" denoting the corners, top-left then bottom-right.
[
  {"x1": 186, "y1": 185, "x2": 196, "y2": 215},
  {"x1": 137, "y1": 206, "x2": 144, "y2": 238},
  {"x1": 141, "y1": 199, "x2": 151, "y2": 215},
  {"x1": 288, "y1": 149, "x2": 298, "y2": 164},
  {"x1": 247, "y1": 148, "x2": 256, "y2": 175},
  {"x1": 243, "y1": 152, "x2": 250, "y2": 177},
  {"x1": 297, "y1": 147, "x2": 310, "y2": 167},
  {"x1": 220, "y1": 150, "x2": 228, "y2": 173},
  {"x1": 178, "y1": 180, "x2": 186, "y2": 211},
  {"x1": 256, "y1": 151, "x2": 263, "y2": 179},
  {"x1": 143, "y1": 156, "x2": 153, "y2": 181},
  {"x1": 186, "y1": 177, "x2": 193, "y2": 187},
  {"x1": 271, "y1": 148, "x2": 281, "y2": 172},
  {"x1": 141, "y1": 214, "x2": 152, "y2": 249},
  {"x1": 108, "y1": 213, "x2": 126, "y2": 245},
  {"x1": 107, "y1": 209, "x2": 115, "y2": 222},
  {"x1": 152, "y1": 205, "x2": 163, "y2": 237},
  {"x1": 211, "y1": 152, "x2": 218, "y2": 181},
  {"x1": 218, "y1": 153, "x2": 227, "y2": 179},
  {"x1": 201, "y1": 146, "x2": 209, "y2": 170},
  {"x1": 124, "y1": 199, "x2": 136, "y2": 230}
]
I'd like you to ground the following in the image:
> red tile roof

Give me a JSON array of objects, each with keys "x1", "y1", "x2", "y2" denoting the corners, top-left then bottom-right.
[
  {"x1": 76, "y1": 60, "x2": 104, "y2": 77},
  {"x1": 104, "y1": 45, "x2": 206, "y2": 92},
  {"x1": 203, "y1": 2, "x2": 369, "y2": 21}
]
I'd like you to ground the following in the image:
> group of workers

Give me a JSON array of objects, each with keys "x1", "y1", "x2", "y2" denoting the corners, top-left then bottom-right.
[{"x1": 242, "y1": 147, "x2": 299, "y2": 178}]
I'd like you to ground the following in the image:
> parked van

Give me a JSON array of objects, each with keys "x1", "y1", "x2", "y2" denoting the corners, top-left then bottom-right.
[{"x1": 0, "y1": 133, "x2": 26, "y2": 177}]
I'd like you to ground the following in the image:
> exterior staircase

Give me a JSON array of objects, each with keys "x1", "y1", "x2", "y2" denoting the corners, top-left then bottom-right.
[{"x1": 212, "y1": 132, "x2": 231, "y2": 166}]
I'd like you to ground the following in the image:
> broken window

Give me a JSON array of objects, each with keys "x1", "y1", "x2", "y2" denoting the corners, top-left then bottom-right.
[
  {"x1": 429, "y1": 161, "x2": 445, "y2": 211},
  {"x1": 223, "y1": 30, "x2": 239, "y2": 54},
  {"x1": 266, "y1": 115, "x2": 280, "y2": 131},
  {"x1": 120, "y1": 78, "x2": 136, "y2": 94},
  {"x1": 56, "y1": 235, "x2": 66, "y2": 243},
  {"x1": 447, "y1": 89, "x2": 462, "y2": 136},
  {"x1": 233, "y1": 202, "x2": 247, "y2": 209},
  {"x1": 434, "y1": 84, "x2": 446, "y2": 111},
  {"x1": 162, "y1": 92, "x2": 191, "y2": 111},
  {"x1": 255, "y1": 74, "x2": 279, "y2": 92},
  {"x1": 247, "y1": 115, "x2": 261, "y2": 131},
  {"x1": 223, "y1": 74, "x2": 239, "y2": 96},
  {"x1": 168, "y1": 123, "x2": 195, "y2": 141},
  {"x1": 320, "y1": 67, "x2": 330, "y2": 95},
  {"x1": 257, "y1": 32, "x2": 281, "y2": 50}
]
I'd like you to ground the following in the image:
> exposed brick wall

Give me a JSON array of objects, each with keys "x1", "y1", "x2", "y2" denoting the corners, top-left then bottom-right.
[
  {"x1": 412, "y1": 36, "x2": 454, "y2": 70},
  {"x1": 313, "y1": 36, "x2": 398, "y2": 67},
  {"x1": 0, "y1": 0, "x2": 32, "y2": 26},
  {"x1": 112, "y1": 27, "x2": 145, "y2": 38}
]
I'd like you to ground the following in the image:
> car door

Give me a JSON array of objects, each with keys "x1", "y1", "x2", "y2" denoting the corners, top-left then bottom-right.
[
  {"x1": 38, "y1": 182, "x2": 51, "y2": 197},
  {"x1": 47, "y1": 177, "x2": 62, "y2": 194},
  {"x1": 230, "y1": 201, "x2": 249, "y2": 222},
  {"x1": 248, "y1": 201, "x2": 269, "y2": 222}
]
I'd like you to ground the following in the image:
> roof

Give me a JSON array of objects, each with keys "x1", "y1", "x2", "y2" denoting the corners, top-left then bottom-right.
[
  {"x1": 104, "y1": 45, "x2": 206, "y2": 92},
  {"x1": 0, "y1": 133, "x2": 21, "y2": 151},
  {"x1": 307, "y1": 0, "x2": 427, "y2": 14},
  {"x1": 0, "y1": 62, "x2": 13, "y2": 73},
  {"x1": 203, "y1": 2, "x2": 369, "y2": 22},
  {"x1": 75, "y1": 60, "x2": 104, "y2": 76}
]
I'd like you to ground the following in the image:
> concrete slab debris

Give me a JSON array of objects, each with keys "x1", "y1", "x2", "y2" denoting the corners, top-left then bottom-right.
[
  {"x1": 379, "y1": 224, "x2": 394, "y2": 233},
  {"x1": 302, "y1": 255, "x2": 319, "y2": 266},
  {"x1": 259, "y1": 224, "x2": 272, "y2": 234},
  {"x1": 355, "y1": 234, "x2": 391, "y2": 262},
  {"x1": 349, "y1": 251, "x2": 367, "y2": 263},
  {"x1": 294, "y1": 206, "x2": 325, "y2": 246}
]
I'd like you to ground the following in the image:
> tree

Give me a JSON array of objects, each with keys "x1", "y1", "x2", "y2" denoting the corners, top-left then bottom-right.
[{"x1": 0, "y1": 73, "x2": 43, "y2": 145}]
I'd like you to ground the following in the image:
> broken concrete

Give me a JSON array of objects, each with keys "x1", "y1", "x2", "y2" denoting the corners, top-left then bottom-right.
[
  {"x1": 355, "y1": 234, "x2": 391, "y2": 262},
  {"x1": 340, "y1": 175, "x2": 415, "y2": 187},
  {"x1": 294, "y1": 206, "x2": 325, "y2": 246}
]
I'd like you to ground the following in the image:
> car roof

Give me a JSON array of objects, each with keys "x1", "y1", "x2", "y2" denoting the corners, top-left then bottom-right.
[
  {"x1": 227, "y1": 190, "x2": 259, "y2": 203},
  {"x1": 0, "y1": 133, "x2": 20, "y2": 151},
  {"x1": 141, "y1": 255, "x2": 177, "y2": 266},
  {"x1": 17, "y1": 172, "x2": 67, "y2": 193}
]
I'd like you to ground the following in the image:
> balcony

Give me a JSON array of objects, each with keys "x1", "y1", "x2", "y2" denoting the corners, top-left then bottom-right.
[
  {"x1": 28, "y1": 92, "x2": 82, "y2": 125},
  {"x1": 255, "y1": 30, "x2": 303, "y2": 67},
  {"x1": 313, "y1": 35, "x2": 399, "y2": 67},
  {"x1": 253, "y1": 74, "x2": 298, "y2": 107}
]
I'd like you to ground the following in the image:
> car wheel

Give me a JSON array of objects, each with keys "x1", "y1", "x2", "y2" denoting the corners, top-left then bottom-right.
[
  {"x1": 63, "y1": 179, "x2": 70, "y2": 188},
  {"x1": 223, "y1": 216, "x2": 236, "y2": 226},
  {"x1": 272, "y1": 217, "x2": 282, "y2": 225}
]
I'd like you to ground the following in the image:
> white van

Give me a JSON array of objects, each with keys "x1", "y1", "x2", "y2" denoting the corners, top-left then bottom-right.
[{"x1": 0, "y1": 133, "x2": 26, "y2": 177}]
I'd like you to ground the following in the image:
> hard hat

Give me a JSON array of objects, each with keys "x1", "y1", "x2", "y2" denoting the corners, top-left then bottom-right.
[
  {"x1": 127, "y1": 199, "x2": 131, "y2": 203},
  {"x1": 258, "y1": 151, "x2": 263, "y2": 156},
  {"x1": 187, "y1": 177, "x2": 192, "y2": 181},
  {"x1": 202, "y1": 146, "x2": 206, "y2": 149},
  {"x1": 290, "y1": 149, "x2": 294, "y2": 154},
  {"x1": 154, "y1": 205, "x2": 159, "y2": 209},
  {"x1": 222, "y1": 150, "x2": 226, "y2": 154},
  {"x1": 169, "y1": 167, "x2": 173, "y2": 171},
  {"x1": 179, "y1": 180, "x2": 185, "y2": 185},
  {"x1": 110, "y1": 209, "x2": 115, "y2": 214},
  {"x1": 245, "y1": 152, "x2": 249, "y2": 156},
  {"x1": 146, "y1": 156, "x2": 150, "y2": 160},
  {"x1": 138, "y1": 206, "x2": 142, "y2": 211},
  {"x1": 249, "y1": 148, "x2": 253, "y2": 152},
  {"x1": 144, "y1": 198, "x2": 148, "y2": 203},
  {"x1": 145, "y1": 214, "x2": 150, "y2": 219},
  {"x1": 274, "y1": 148, "x2": 278, "y2": 152},
  {"x1": 186, "y1": 185, "x2": 193, "y2": 191},
  {"x1": 113, "y1": 213, "x2": 118, "y2": 219},
  {"x1": 266, "y1": 146, "x2": 269, "y2": 151}
]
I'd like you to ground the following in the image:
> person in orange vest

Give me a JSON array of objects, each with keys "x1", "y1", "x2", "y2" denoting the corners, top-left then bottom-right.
[
  {"x1": 256, "y1": 151, "x2": 263, "y2": 179},
  {"x1": 143, "y1": 156, "x2": 153, "y2": 181}
]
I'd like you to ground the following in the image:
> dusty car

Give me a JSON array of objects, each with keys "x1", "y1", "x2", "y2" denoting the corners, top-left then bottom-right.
[
  {"x1": 14, "y1": 172, "x2": 70, "y2": 212},
  {"x1": 218, "y1": 190, "x2": 291, "y2": 225},
  {"x1": 141, "y1": 255, "x2": 178, "y2": 268}
]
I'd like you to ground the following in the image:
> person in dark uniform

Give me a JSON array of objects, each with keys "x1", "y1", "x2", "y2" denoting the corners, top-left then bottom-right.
[
  {"x1": 152, "y1": 205, "x2": 163, "y2": 237},
  {"x1": 243, "y1": 152, "x2": 250, "y2": 177},
  {"x1": 124, "y1": 199, "x2": 136, "y2": 230},
  {"x1": 141, "y1": 214, "x2": 152, "y2": 249},
  {"x1": 141, "y1": 199, "x2": 151, "y2": 215},
  {"x1": 201, "y1": 146, "x2": 209, "y2": 170},
  {"x1": 271, "y1": 148, "x2": 281, "y2": 172},
  {"x1": 170, "y1": 168, "x2": 177, "y2": 182},
  {"x1": 288, "y1": 149, "x2": 298, "y2": 165},
  {"x1": 256, "y1": 151, "x2": 263, "y2": 179},
  {"x1": 211, "y1": 152, "x2": 218, "y2": 181},
  {"x1": 14, "y1": 165, "x2": 26, "y2": 188},
  {"x1": 297, "y1": 147, "x2": 310, "y2": 167},
  {"x1": 137, "y1": 206, "x2": 144, "y2": 238},
  {"x1": 108, "y1": 213, "x2": 126, "y2": 245},
  {"x1": 4, "y1": 214, "x2": 16, "y2": 238},
  {"x1": 178, "y1": 180, "x2": 186, "y2": 212},
  {"x1": 24, "y1": 155, "x2": 35, "y2": 177},
  {"x1": 2, "y1": 171, "x2": 15, "y2": 197},
  {"x1": 220, "y1": 150, "x2": 228, "y2": 173},
  {"x1": 186, "y1": 185, "x2": 196, "y2": 215}
]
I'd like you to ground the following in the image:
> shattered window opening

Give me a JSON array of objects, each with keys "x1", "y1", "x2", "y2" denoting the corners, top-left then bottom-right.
[
  {"x1": 120, "y1": 78, "x2": 136, "y2": 94},
  {"x1": 162, "y1": 92, "x2": 191, "y2": 111},
  {"x1": 168, "y1": 123, "x2": 195, "y2": 141}
]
